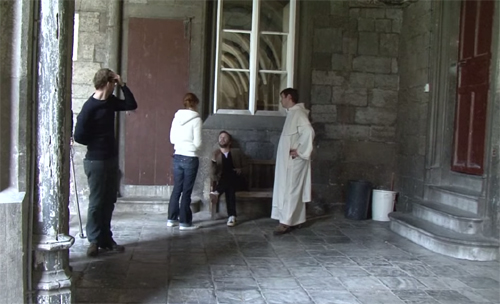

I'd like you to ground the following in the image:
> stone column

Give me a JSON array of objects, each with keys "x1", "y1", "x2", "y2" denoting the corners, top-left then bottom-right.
[{"x1": 32, "y1": 0, "x2": 75, "y2": 303}]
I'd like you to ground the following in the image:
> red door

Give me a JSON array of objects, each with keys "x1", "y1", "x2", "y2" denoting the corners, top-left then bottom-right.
[
  {"x1": 452, "y1": 0, "x2": 494, "y2": 175},
  {"x1": 124, "y1": 18, "x2": 190, "y2": 185}
]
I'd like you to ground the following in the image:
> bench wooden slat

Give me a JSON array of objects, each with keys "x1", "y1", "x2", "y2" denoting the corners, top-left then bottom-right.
[
  {"x1": 211, "y1": 158, "x2": 275, "y2": 219},
  {"x1": 236, "y1": 191, "x2": 273, "y2": 198}
]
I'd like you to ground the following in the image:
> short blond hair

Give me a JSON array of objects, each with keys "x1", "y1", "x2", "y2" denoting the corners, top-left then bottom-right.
[{"x1": 93, "y1": 68, "x2": 114, "y2": 89}]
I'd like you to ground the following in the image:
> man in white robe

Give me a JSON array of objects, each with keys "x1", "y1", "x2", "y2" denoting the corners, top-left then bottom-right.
[{"x1": 272, "y1": 88, "x2": 315, "y2": 235}]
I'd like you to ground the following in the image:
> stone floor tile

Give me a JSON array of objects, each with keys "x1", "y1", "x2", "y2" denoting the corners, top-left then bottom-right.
[
  {"x1": 251, "y1": 266, "x2": 292, "y2": 278},
  {"x1": 311, "y1": 228, "x2": 347, "y2": 237},
  {"x1": 118, "y1": 288, "x2": 167, "y2": 303},
  {"x1": 306, "y1": 249, "x2": 344, "y2": 257},
  {"x1": 245, "y1": 257, "x2": 283, "y2": 267},
  {"x1": 428, "y1": 265, "x2": 472, "y2": 277},
  {"x1": 456, "y1": 287, "x2": 500, "y2": 303},
  {"x1": 290, "y1": 228, "x2": 318, "y2": 236},
  {"x1": 288, "y1": 266, "x2": 333, "y2": 277},
  {"x1": 416, "y1": 276, "x2": 470, "y2": 290},
  {"x1": 213, "y1": 277, "x2": 258, "y2": 290},
  {"x1": 75, "y1": 287, "x2": 125, "y2": 303},
  {"x1": 170, "y1": 253, "x2": 208, "y2": 265},
  {"x1": 308, "y1": 290, "x2": 361, "y2": 304},
  {"x1": 338, "y1": 249, "x2": 382, "y2": 257},
  {"x1": 167, "y1": 288, "x2": 217, "y2": 304},
  {"x1": 377, "y1": 277, "x2": 426, "y2": 290},
  {"x1": 237, "y1": 240, "x2": 271, "y2": 249},
  {"x1": 169, "y1": 264, "x2": 211, "y2": 278},
  {"x1": 255, "y1": 277, "x2": 301, "y2": 289},
  {"x1": 296, "y1": 276, "x2": 347, "y2": 291},
  {"x1": 339, "y1": 276, "x2": 389, "y2": 291},
  {"x1": 262, "y1": 289, "x2": 314, "y2": 304},
  {"x1": 76, "y1": 271, "x2": 127, "y2": 289},
  {"x1": 124, "y1": 273, "x2": 168, "y2": 289},
  {"x1": 461, "y1": 288, "x2": 500, "y2": 303},
  {"x1": 71, "y1": 213, "x2": 500, "y2": 304},
  {"x1": 131, "y1": 252, "x2": 169, "y2": 264},
  {"x1": 426, "y1": 290, "x2": 474, "y2": 304},
  {"x1": 239, "y1": 249, "x2": 277, "y2": 258},
  {"x1": 350, "y1": 257, "x2": 392, "y2": 267},
  {"x1": 281, "y1": 257, "x2": 320, "y2": 267},
  {"x1": 350, "y1": 290, "x2": 405, "y2": 304},
  {"x1": 169, "y1": 277, "x2": 214, "y2": 289},
  {"x1": 215, "y1": 289, "x2": 266, "y2": 304},
  {"x1": 326, "y1": 266, "x2": 371, "y2": 277},
  {"x1": 295, "y1": 236, "x2": 328, "y2": 245},
  {"x1": 313, "y1": 256, "x2": 358, "y2": 267},
  {"x1": 392, "y1": 289, "x2": 433, "y2": 302},
  {"x1": 363, "y1": 266, "x2": 409, "y2": 277},
  {"x1": 461, "y1": 264, "x2": 500, "y2": 280},
  {"x1": 274, "y1": 249, "x2": 311, "y2": 258},
  {"x1": 85, "y1": 260, "x2": 130, "y2": 275},
  {"x1": 398, "y1": 264, "x2": 436, "y2": 277},
  {"x1": 208, "y1": 255, "x2": 247, "y2": 265},
  {"x1": 235, "y1": 235, "x2": 269, "y2": 243},
  {"x1": 211, "y1": 265, "x2": 253, "y2": 277},
  {"x1": 457, "y1": 276, "x2": 499, "y2": 289}
]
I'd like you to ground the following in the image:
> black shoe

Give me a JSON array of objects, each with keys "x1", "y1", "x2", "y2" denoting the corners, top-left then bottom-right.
[
  {"x1": 87, "y1": 243, "x2": 98, "y2": 257},
  {"x1": 100, "y1": 240, "x2": 125, "y2": 252}
]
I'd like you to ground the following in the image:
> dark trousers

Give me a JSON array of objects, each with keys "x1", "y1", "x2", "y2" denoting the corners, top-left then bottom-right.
[
  {"x1": 84, "y1": 158, "x2": 118, "y2": 246},
  {"x1": 215, "y1": 178, "x2": 237, "y2": 217},
  {"x1": 168, "y1": 155, "x2": 199, "y2": 226}
]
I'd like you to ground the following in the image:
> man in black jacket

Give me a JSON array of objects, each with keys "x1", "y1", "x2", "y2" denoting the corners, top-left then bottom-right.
[
  {"x1": 210, "y1": 131, "x2": 247, "y2": 227},
  {"x1": 74, "y1": 68, "x2": 137, "y2": 257}
]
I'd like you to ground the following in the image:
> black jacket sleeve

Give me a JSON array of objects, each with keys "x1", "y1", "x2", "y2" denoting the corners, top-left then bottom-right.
[
  {"x1": 73, "y1": 105, "x2": 90, "y2": 145},
  {"x1": 113, "y1": 85, "x2": 138, "y2": 111}
]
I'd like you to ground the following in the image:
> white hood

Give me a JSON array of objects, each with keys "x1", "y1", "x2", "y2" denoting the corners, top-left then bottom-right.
[{"x1": 173, "y1": 109, "x2": 200, "y2": 126}]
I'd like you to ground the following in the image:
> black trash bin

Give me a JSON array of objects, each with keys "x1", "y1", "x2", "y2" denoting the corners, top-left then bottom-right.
[{"x1": 345, "y1": 180, "x2": 372, "y2": 220}]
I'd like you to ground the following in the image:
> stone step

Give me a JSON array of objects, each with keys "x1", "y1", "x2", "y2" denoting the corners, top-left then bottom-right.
[
  {"x1": 115, "y1": 196, "x2": 201, "y2": 214},
  {"x1": 412, "y1": 200, "x2": 483, "y2": 235},
  {"x1": 389, "y1": 212, "x2": 499, "y2": 261},
  {"x1": 426, "y1": 185, "x2": 480, "y2": 214}
]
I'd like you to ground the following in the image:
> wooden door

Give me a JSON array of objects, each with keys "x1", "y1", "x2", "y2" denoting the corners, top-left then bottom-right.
[
  {"x1": 451, "y1": 0, "x2": 494, "y2": 175},
  {"x1": 124, "y1": 18, "x2": 190, "y2": 185}
]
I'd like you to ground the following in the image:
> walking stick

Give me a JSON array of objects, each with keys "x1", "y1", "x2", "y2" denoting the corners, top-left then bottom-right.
[{"x1": 70, "y1": 139, "x2": 85, "y2": 239}]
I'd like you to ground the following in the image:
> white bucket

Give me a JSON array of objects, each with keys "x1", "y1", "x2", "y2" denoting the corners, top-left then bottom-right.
[{"x1": 372, "y1": 189, "x2": 397, "y2": 221}]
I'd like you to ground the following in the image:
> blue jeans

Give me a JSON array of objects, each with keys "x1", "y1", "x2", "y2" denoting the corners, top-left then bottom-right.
[
  {"x1": 168, "y1": 155, "x2": 199, "y2": 226},
  {"x1": 83, "y1": 158, "x2": 118, "y2": 246}
]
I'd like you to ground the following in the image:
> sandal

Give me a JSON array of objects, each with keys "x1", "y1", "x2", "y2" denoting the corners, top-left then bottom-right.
[{"x1": 273, "y1": 224, "x2": 292, "y2": 235}]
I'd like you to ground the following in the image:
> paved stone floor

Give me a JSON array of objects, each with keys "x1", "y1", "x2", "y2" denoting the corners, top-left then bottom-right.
[{"x1": 70, "y1": 212, "x2": 500, "y2": 304}]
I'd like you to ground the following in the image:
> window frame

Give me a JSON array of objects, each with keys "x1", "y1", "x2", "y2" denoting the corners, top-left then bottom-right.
[{"x1": 213, "y1": 0, "x2": 297, "y2": 115}]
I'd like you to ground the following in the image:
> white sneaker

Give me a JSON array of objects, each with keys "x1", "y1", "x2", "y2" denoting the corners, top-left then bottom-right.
[
  {"x1": 210, "y1": 190, "x2": 219, "y2": 195},
  {"x1": 227, "y1": 216, "x2": 236, "y2": 227},
  {"x1": 167, "y1": 220, "x2": 179, "y2": 227},
  {"x1": 179, "y1": 225, "x2": 200, "y2": 231}
]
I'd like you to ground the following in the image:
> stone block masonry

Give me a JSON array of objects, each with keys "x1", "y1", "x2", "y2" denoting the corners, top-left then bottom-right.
[{"x1": 308, "y1": 1, "x2": 401, "y2": 205}]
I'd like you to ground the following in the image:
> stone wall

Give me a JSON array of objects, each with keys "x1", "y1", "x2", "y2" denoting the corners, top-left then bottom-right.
[
  {"x1": 395, "y1": 0, "x2": 431, "y2": 211},
  {"x1": 486, "y1": 7, "x2": 500, "y2": 239},
  {"x1": 305, "y1": 1, "x2": 401, "y2": 212},
  {"x1": 0, "y1": 0, "x2": 32, "y2": 301}
]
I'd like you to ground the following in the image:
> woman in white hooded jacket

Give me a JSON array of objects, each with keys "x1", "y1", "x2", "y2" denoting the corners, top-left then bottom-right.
[{"x1": 167, "y1": 93, "x2": 202, "y2": 230}]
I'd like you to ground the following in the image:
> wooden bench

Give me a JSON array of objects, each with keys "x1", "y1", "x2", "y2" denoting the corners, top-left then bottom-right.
[{"x1": 211, "y1": 159, "x2": 275, "y2": 219}]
